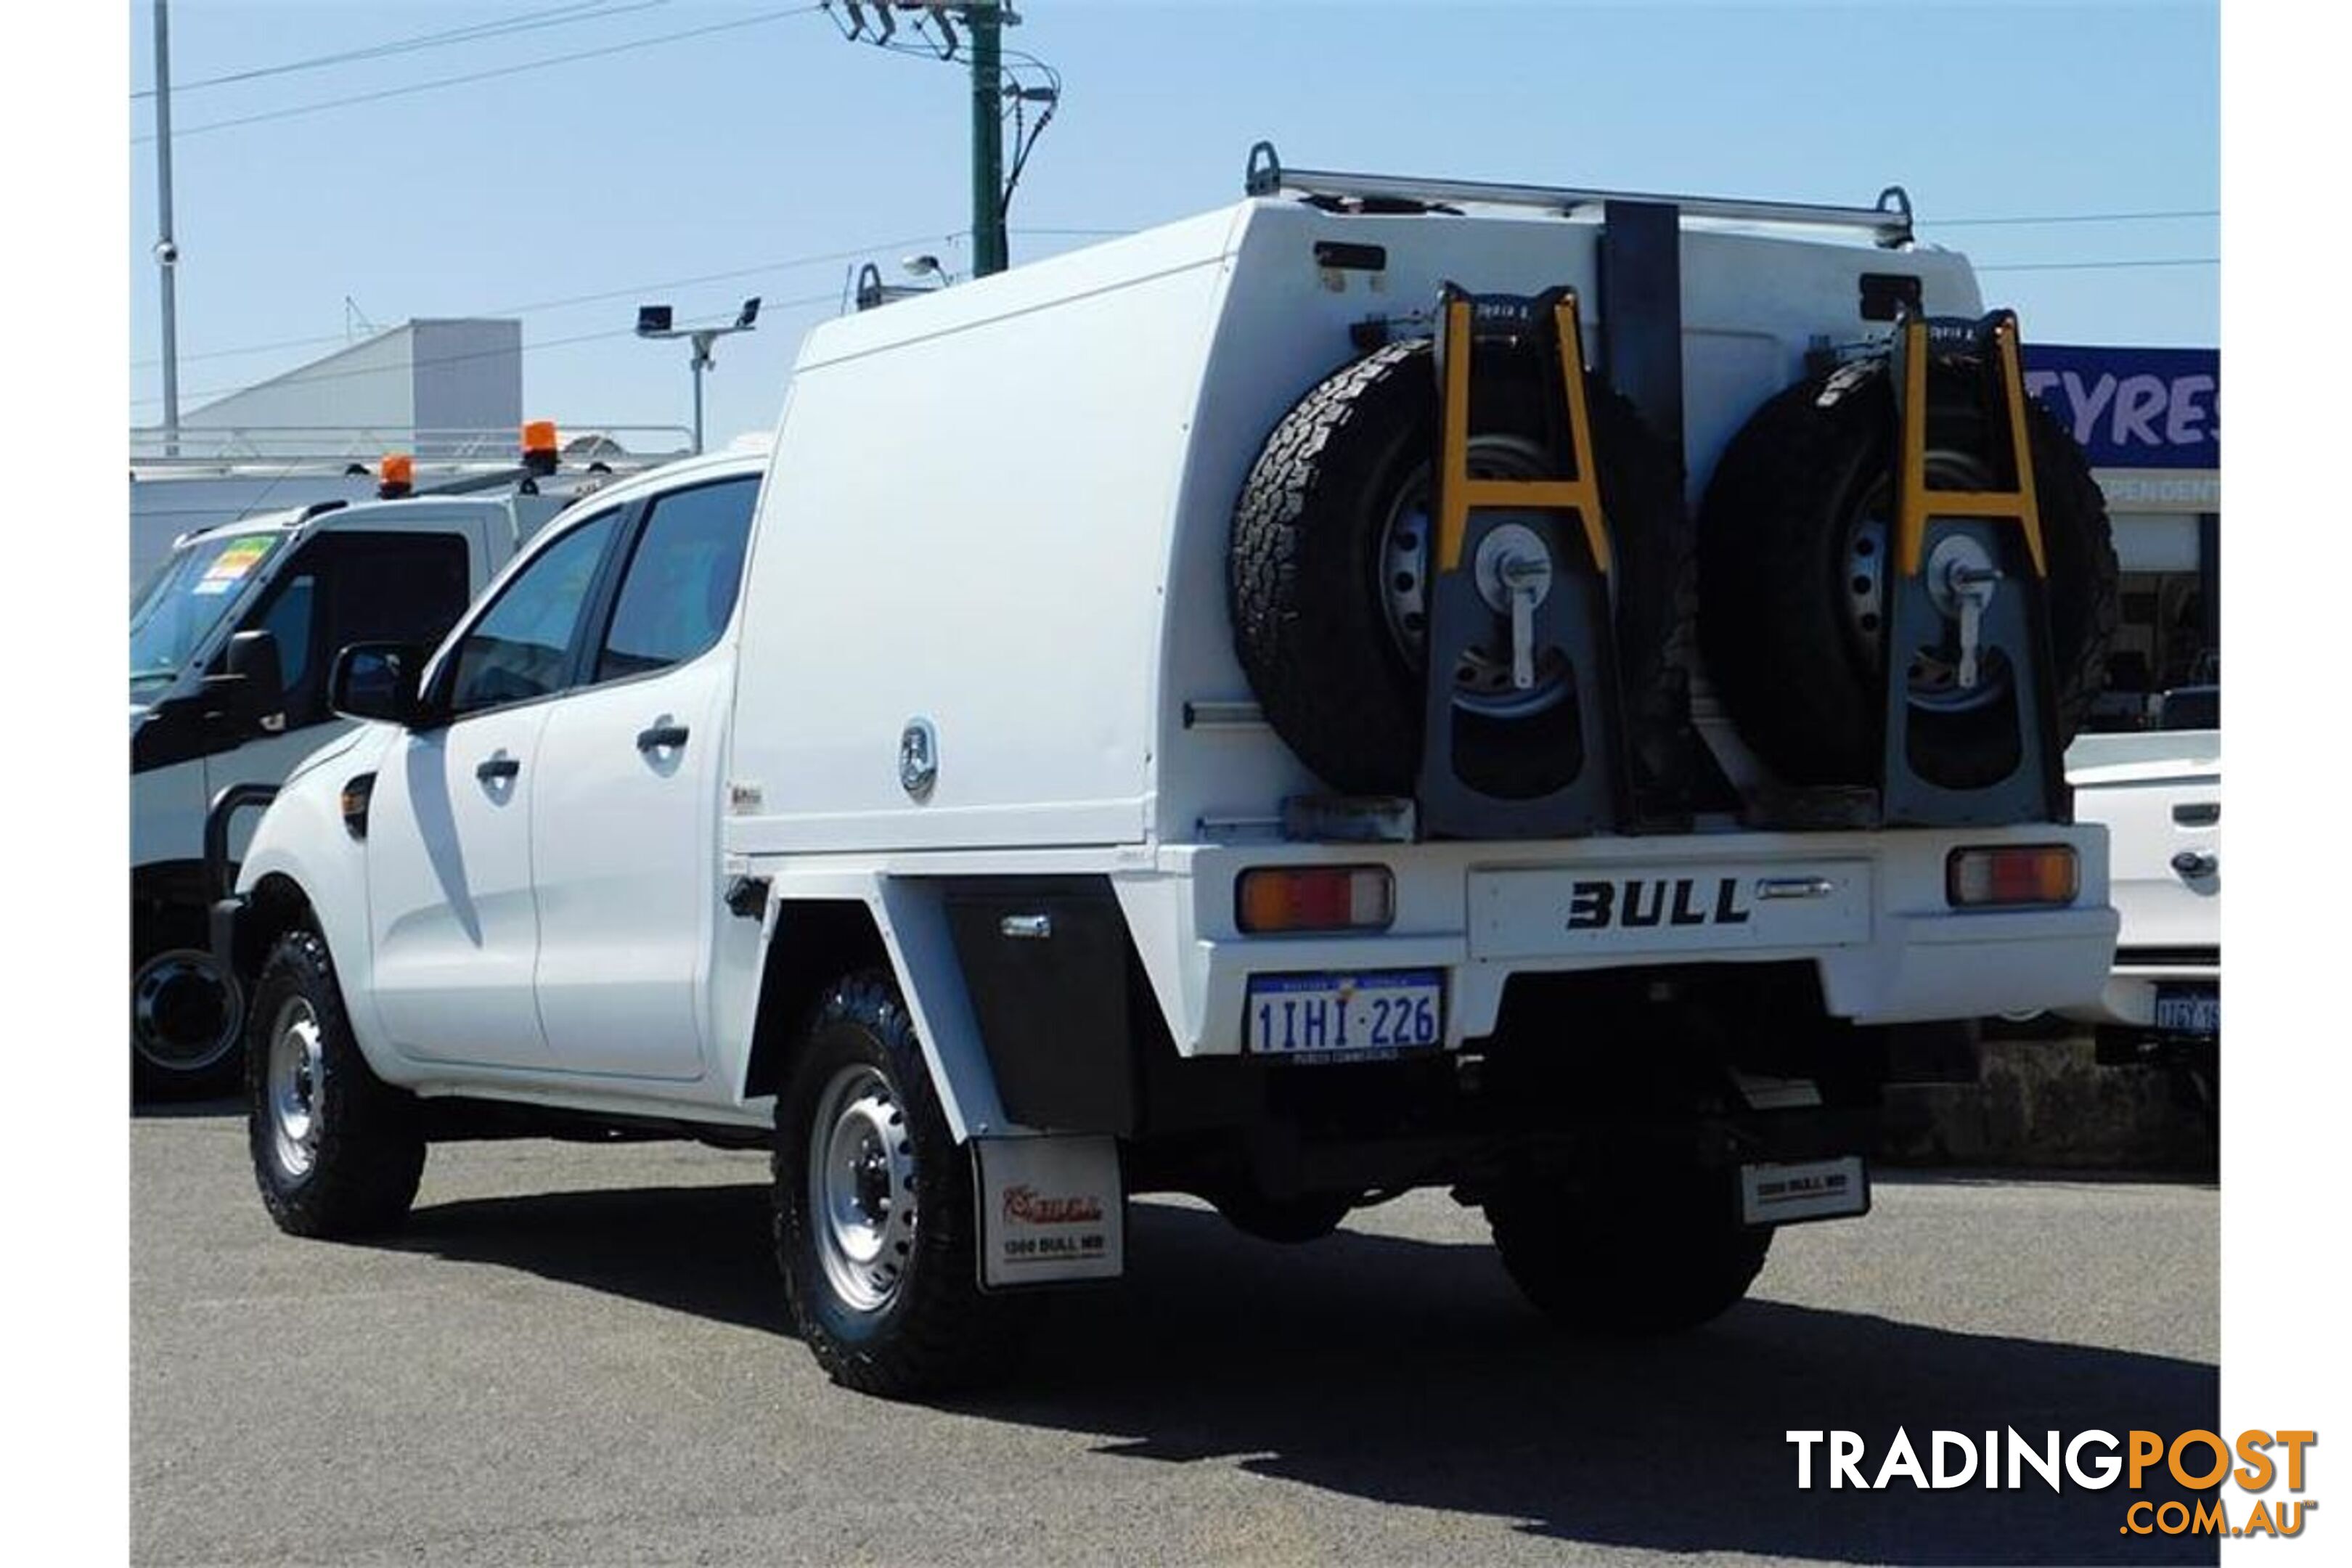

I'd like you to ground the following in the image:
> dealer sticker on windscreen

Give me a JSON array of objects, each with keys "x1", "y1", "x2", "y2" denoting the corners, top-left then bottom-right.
[{"x1": 1245, "y1": 970, "x2": 1442, "y2": 1061}]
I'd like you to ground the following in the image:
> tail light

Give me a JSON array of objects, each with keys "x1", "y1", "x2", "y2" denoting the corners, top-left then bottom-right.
[
  {"x1": 1236, "y1": 866, "x2": 1394, "y2": 934},
  {"x1": 1946, "y1": 845, "x2": 2078, "y2": 908}
]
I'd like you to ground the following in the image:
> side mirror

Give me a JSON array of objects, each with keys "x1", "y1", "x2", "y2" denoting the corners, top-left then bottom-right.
[
  {"x1": 205, "y1": 629, "x2": 287, "y2": 734},
  {"x1": 330, "y1": 642, "x2": 428, "y2": 725}
]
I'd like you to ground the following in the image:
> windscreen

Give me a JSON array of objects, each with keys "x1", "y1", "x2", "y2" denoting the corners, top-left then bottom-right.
[{"x1": 129, "y1": 531, "x2": 284, "y2": 701}]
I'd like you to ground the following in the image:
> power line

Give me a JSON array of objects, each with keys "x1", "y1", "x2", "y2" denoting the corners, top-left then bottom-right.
[
  {"x1": 130, "y1": 1, "x2": 667, "y2": 100},
  {"x1": 132, "y1": 4, "x2": 825, "y2": 144},
  {"x1": 130, "y1": 288, "x2": 847, "y2": 413},
  {"x1": 130, "y1": 232, "x2": 957, "y2": 370}
]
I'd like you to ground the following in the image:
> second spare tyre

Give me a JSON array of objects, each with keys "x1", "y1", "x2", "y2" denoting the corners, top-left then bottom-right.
[
  {"x1": 1696, "y1": 354, "x2": 2118, "y2": 792},
  {"x1": 1228, "y1": 338, "x2": 1688, "y2": 801}
]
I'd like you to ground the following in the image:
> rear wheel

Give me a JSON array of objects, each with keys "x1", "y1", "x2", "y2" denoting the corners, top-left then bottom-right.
[
  {"x1": 1485, "y1": 1164, "x2": 1771, "y2": 1335},
  {"x1": 775, "y1": 971, "x2": 1031, "y2": 1397}
]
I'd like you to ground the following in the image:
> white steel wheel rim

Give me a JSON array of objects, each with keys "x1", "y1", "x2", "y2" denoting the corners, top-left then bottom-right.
[
  {"x1": 808, "y1": 1063, "x2": 918, "y2": 1314},
  {"x1": 266, "y1": 995, "x2": 326, "y2": 1180}
]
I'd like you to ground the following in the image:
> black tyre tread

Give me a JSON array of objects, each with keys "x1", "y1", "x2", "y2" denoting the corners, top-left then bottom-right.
[
  {"x1": 1230, "y1": 339, "x2": 1691, "y2": 797},
  {"x1": 1696, "y1": 358, "x2": 2119, "y2": 786},
  {"x1": 245, "y1": 929, "x2": 425, "y2": 1238},
  {"x1": 1485, "y1": 1177, "x2": 1771, "y2": 1336},
  {"x1": 773, "y1": 970, "x2": 1027, "y2": 1398}
]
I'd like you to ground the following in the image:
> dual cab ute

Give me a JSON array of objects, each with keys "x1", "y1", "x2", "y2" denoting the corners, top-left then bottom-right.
[{"x1": 215, "y1": 150, "x2": 2122, "y2": 1396}]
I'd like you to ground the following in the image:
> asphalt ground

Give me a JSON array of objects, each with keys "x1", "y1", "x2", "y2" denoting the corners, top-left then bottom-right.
[{"x1": 132, "y1": 1103, "x2": 2218, "y2": 1567}]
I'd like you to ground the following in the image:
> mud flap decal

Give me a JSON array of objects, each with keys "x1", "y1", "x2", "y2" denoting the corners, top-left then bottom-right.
[
  {"x1": 973, "y1": 1135, "x2": 1124, "y2": 1289},
  {"x1": 1739, "y1": 1156, "x2": 1871, "y2": 1227}
]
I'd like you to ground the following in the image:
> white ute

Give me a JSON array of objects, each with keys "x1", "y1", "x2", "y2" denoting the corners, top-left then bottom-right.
[
  {"x1": 214, "y1": 150, "x2": 2123, "y2": 1395},
  {"x1": 131, "y1": 432, "x2": 643, "y2": 1097}
]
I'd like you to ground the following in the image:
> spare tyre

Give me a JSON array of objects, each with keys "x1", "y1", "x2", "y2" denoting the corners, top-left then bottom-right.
[
  {"x1": 1229, "y1": 339, "x2": 1689, "y2": 799},
  {"x1": 1696, "y1": 356, "x2": 2118, "y2": 789}
]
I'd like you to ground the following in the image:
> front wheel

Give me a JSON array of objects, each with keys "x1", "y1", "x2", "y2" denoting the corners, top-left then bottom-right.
[
  {"x1": 245, "y1": 929, "x2": 426, "y2": 1238},
  {"x1": 774, "y1": 971, "x2": 1030, "y2": 1397},
  {"x1": 132, "y1": 944, "x2": 245, "y2": 1101},
  {"x1": 1485, "y1": 1164, "x2": 1771, "y2": 1335}
]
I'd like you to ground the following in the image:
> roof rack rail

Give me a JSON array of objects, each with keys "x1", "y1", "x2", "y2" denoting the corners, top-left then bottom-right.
[{"x1": 1243, "y1": 141, "x2": 1914, "y2": 249}]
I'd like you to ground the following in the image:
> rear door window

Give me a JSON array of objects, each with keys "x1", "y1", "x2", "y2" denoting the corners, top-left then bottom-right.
[{"x1": 592, "y1": 478, "x2": 759, "y2": 682}]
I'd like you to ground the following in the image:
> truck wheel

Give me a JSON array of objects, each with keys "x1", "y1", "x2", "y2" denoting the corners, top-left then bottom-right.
[
  {"x1": 1484, "y1": 1167, "x2": 1771, "y2": 1335},
  {"x1": 1696, "y1": 357, "x2": 2118, "y2": 788},
  {"x1": 245, "y1": 929, "x2": 425, "y2": 1238},
  {"x1": 775, "y1": 971, "x2": 1028, "y2": 1397},
  {"x1": 131, "y1": 945, "x2": 245, "y2": 1102},
  {"x1": 1230, "y1": 339, "x2": 1688, "y2": 797}
]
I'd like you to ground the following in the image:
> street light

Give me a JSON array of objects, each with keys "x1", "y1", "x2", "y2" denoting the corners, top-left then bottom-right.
[{"x1": 634, "y1": 297, "x2": 761, "y2": 454}]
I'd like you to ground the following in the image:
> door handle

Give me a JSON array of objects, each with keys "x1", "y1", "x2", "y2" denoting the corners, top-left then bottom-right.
[
  {"x1": 475, "y1": 754, "x2": 520, "y2": 783},
  {"x1": 2171, "y1": 850, "x2": 2218, "y2": 880},
  {"x1": 637, "y1": 722, "x2": 690, "y2": 753}
]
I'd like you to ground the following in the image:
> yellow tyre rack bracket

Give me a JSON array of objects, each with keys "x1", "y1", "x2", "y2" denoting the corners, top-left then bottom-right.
[
  {"x1": 1416, "y1": 282, "x2": 1632, "y2": 839},
  {"x1": 1878, "y1": 307, "x2": 2070, "y2": 827}
]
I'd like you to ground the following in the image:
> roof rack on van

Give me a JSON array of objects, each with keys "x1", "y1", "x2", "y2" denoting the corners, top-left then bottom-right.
[{"x1": 1243, "y1": 141, "x2": 1915, "y2": 249}]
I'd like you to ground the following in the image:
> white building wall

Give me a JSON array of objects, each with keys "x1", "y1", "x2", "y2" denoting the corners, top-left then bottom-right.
[{"x1": 156, "y1": 319, "x2": 520, "y2": 460}]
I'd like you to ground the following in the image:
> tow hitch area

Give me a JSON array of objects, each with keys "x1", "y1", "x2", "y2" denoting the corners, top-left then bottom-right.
[
  {"x1": 973, "y1": 1135, "x2": 1125, "y2": 1289},
  {"x1": 1739, "y1": 1156, "x2": 1871, "y2": 1226}
]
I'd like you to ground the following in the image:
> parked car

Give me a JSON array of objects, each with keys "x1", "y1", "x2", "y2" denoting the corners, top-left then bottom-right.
[{"x1": 131, "y1": 433, "x2": 640, "y2": 1097}]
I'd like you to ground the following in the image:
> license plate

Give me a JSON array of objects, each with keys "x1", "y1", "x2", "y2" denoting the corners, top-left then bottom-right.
[
  {"x1": 1739, "y1": 1156, "x2": 1871, "y2": 1226},
  {"x1": 1245, "y1": 971, "x2": 1442, "y2": 1059},
  {"x1": 2154, "y1": 987, "x2": 2219, "y2": 1036}
]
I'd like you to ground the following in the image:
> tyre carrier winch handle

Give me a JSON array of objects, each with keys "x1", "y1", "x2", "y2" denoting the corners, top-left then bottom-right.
[
  {"x1": 1416, "y1": 283, "x2": 1634, "y2": 839},
  {"x1": 1877, "y1": 307, "x2": 2070, "y2": 826}
]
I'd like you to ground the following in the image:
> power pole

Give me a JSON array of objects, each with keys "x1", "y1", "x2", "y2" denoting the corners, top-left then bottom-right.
[
  {"x1": 152, "y1": 0, "x2": 182, "y2": 454},
  {"x1": 969, "y1": 1, "x2": 1007, "y2": 277},
  {"x1": 830, "y1": 3, "x2": 1050, "y2": 279}
]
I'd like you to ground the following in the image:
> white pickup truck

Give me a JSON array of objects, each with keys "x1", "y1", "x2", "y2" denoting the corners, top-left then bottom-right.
[
  {"x1": 131, "y1": 441, "x2": 632, "y2": 1097},
  {"x1": 2063, "y1": 721, "x2": 2221, "y2": 1112},
  {"x1": 213, "y1": 152, "x2": 2123, "y2": 1396}
]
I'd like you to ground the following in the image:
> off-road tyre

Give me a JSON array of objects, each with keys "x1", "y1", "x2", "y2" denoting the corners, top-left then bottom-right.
[
  {"x1": 1230, "y1": 338, "x2": 1690, "y2": 797},
  {"x1": 1696, "y1": 356, "x2": 2118, "y2": 788},
  {"x1": 775, "y1": 971, "x2": 1031, "y2": 1398},
  {"x1": 1485, "y1": 1165, "x2": 1771, "y2": 1336},
  {"x1": 245, "y1": 928, "x2": 426, "y2": 1238}
]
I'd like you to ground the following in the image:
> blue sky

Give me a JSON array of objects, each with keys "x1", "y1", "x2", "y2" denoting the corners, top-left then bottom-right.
[{"x1": 128, "y1": 0, "x2": 2218, "y2": 446}]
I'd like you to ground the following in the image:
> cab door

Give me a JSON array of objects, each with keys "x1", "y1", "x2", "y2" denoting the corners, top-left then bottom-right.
[
  {"x1": 365, "y1": 510, "x2": 625, "y2": 1069},
  {"x1": 204, "y1": 528, "x2": 473, "y2": 855},
  {"x1": 529, "y1": 476, "x2": 758, "y2": 1079}
]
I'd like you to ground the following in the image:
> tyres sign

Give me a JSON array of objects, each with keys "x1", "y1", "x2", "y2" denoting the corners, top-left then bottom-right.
[{"x1": 2021, "y1": 346, "x2": 2219, "y2": 471}]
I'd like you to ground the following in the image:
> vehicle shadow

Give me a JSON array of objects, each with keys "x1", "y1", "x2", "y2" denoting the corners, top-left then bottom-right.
[{"x1": 383, "y1": 1185, "x2": 2218, "y2": 1565}]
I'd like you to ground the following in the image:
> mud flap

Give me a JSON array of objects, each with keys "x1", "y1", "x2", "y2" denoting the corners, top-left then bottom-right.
[
  {"x1": 1739, "y1": 1156, "x2": 1871, "y2": 1227},
  {"x1": 973, "y1": 1135, "x2": 1125, "y2": 1289}
]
